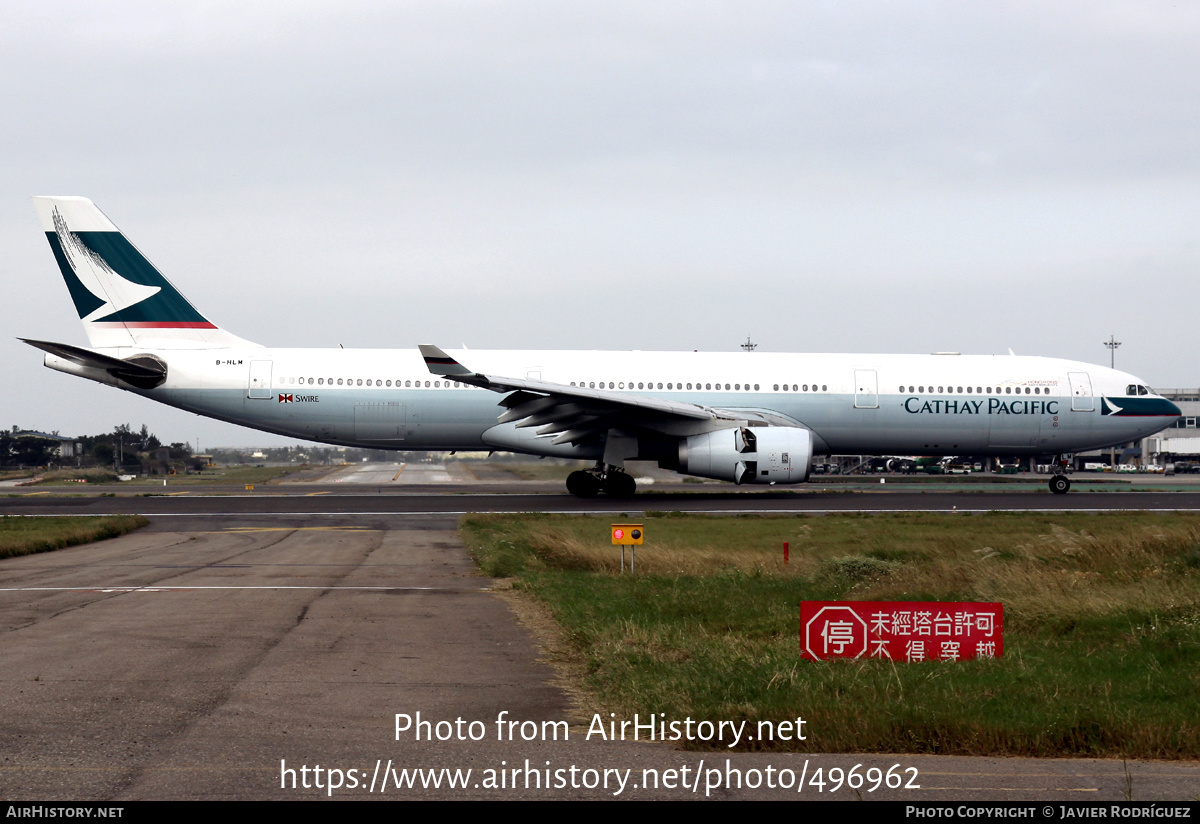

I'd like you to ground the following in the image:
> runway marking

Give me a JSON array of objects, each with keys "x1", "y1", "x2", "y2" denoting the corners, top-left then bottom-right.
[
  {"x1": 392, "y1": 464, "x2": 406, "y2": 481},
  {"x1": 919, "y1": 786, "x2": 1098, "y2": 793},
  {"x1": 0, "y1": 585, "x2": 471, "y2": 592},
  {"x1": 12, "y1": 506, "x2": 1200, "y2": 519},
  {"x1": 306, "y1": 491, "x2": 330, "y2": 496},
  {"x1": 21, "y1": 491, "x2": 50, "y2": 496},
  {"x1": 13, "y1": 507, "x2": 1200, "y2": 517},
  {"x1": 210, "y1": 525, "x2": 376, "y2": 532},
  {"x1": 167, "y1": 491, "x2": 190, "y2": 496}
]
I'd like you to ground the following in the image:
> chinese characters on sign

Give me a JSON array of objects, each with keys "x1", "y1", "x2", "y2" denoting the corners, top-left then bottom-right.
[{"x1": 800, "y1": 602, "x2": 1003, "y2": 662}]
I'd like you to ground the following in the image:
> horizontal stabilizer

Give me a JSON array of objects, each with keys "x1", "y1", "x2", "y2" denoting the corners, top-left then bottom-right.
[{"x1": 21, "y1": 338, "x2": 166, "y2": 389}]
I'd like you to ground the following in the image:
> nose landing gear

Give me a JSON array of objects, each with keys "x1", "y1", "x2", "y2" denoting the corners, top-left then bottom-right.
[
  {"x1": 1048, "y1": 453, "x2": 1072, "y2": 494},
  {"x1": 1049, "y1": 474, "x2": 1071, "y2": 494}
]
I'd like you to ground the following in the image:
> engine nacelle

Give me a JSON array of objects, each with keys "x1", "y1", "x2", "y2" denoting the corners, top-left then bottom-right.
[{"x1": 679, "y1": 426, "x2": 813, "y2": 484}]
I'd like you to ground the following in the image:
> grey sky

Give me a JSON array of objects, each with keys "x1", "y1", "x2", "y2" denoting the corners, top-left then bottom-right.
[{"x1": 2, "y1": 1, "x2": 1197, "y2": 447}]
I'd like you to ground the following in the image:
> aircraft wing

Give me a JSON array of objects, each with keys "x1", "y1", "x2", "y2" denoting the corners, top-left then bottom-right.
[{"x1": 418, "y1": 344, "x2": 781, "y2": 446}]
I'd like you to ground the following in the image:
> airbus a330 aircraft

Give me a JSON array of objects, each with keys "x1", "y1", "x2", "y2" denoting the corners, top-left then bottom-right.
[{"x1": 24, "y1": 196, "x2": 1181, "y2": 497}]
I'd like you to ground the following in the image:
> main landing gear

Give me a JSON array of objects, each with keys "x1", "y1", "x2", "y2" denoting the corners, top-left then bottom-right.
[
  {"x1": 1048, "y1": 453, "x2": 1072, "y2": 495},
  {"x1": 566, "y1": 464, "x2": 637, "y2": 498}
]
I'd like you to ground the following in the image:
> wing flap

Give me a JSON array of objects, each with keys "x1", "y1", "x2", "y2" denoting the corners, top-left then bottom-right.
[{"x1": 418, "y1": 344, "x2": 767, "y2": 447}]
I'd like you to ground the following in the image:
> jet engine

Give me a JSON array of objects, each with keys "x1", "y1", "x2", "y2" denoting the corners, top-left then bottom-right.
[{"x1": 678, "y1": 426, "x2": 813, "y2": 484}]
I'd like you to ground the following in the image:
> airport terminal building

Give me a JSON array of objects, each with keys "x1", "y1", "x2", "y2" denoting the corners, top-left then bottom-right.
[{"x1": 1145, "y1": 388, "x2": 1200, "y2": 463}]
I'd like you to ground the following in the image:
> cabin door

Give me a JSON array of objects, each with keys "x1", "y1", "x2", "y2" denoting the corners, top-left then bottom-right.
[
  {"x1": 854, "y1": 370, "x2": 879, "y2": 409},
  {"x1": 248, "y1": 360, "x2": 273, "y2": 399},
  {"x1": 1068, "y1": 372, "x2": 1094, "y2": 412}
]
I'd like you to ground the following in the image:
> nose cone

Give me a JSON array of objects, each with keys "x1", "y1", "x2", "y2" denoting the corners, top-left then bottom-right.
[{"x1": 1101, "y1": 396, "x2": 1180, "y2": 419}]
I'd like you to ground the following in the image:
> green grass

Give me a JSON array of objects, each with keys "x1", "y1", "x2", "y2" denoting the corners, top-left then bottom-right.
[
  {"x1": 32, "y1": 464, "x2": 307, "y2": 486},
  {"x1": 132, "y1": 464, "x2": 305, "y2": 485},
  {"x1": 461, "y1": 512, "x2": 1200, "y2": 757},
  {"x1": 0, "y1": 469, "x2": 37, "y2": 482},
  {"x1": 504, "y1": 461, "x2": 591, "y2": 482},
  {"x1": 0, "y1": 515, "x2": 149, "y2": 559},
  {"x1": 27, "y1": 467, "x2": 120, "y2": 485}
]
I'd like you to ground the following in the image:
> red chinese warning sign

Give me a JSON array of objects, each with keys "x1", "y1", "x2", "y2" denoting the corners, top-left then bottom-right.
[{"x1": 800, "y1": 601, "x2": 1003, "y2": 662}]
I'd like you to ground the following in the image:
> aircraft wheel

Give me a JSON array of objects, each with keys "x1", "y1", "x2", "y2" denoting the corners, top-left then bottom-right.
[
  {"x1": 1049, "y1": 475, "x2": 1071, "y2": 495},
  {"x1": 566, "y1": 471, "x2": 601, "y2": 498},
  {"x1": 604, "y1": 472, "x2": 637, "y2": 498}
]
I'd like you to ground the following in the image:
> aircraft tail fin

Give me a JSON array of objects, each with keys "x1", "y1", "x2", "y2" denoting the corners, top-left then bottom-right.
[{"x1": 32, "y1": 196, "x2": 258, "y2": 350}]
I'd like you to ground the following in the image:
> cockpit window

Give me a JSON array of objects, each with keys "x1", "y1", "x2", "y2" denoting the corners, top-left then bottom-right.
[
  {"x1": 1139, "y1": 385, "x2": 1150, "y2": 396},
  {"x1": 1127, "y1": 384, "x2": 1137, "y2": 396}
]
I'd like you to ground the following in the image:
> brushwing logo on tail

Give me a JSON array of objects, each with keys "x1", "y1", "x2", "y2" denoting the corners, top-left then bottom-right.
[{"x1": 52, "y1": 207, "x2": 160, "y2": 322}]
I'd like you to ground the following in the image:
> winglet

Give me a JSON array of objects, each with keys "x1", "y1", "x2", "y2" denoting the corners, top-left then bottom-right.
[{"x1": 418, "y1": 345, "x2": 474, "y2": 377}]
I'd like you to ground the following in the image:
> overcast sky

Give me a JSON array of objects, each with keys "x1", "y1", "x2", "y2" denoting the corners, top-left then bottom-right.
[{"x1": 2, "y1": 1, "x2": 1197, "y2": 448}]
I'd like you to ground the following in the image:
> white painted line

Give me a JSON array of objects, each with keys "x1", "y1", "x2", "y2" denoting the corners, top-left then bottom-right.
[
  {"x1": 0, "y1": 585, "x2": 483, "y2": 592},
  {"x1": 12, "y1": 507, "x2": 1200, "y2": 518}
]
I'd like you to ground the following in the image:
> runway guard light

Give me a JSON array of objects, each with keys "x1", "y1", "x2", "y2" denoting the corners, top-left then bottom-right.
[{"x1": 611, "y1": 524, "x2": 643, "y2": 545}]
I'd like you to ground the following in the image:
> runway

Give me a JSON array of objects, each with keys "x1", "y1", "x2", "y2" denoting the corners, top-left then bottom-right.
[
  {"x1": 2, "y1": 474, "x2": 1199, "y2": 800},
  {"x1": 7, "y1": 488, "x2": 1200, "y2": 524}
]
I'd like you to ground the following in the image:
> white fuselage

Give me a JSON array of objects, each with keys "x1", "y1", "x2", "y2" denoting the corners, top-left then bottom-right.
[{"x1": 55, "y1": 346, "x2": 1176, "y2": 461}]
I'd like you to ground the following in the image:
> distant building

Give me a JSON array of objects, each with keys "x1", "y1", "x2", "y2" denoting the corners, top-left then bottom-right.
[{"x1": 1147, "y1": 388, "x2": 1200, "y2": 459}]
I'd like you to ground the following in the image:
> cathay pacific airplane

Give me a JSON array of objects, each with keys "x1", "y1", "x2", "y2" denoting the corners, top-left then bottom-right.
[{"x1": 23, "y1": 196, "x2": 1181, "y2": 497}]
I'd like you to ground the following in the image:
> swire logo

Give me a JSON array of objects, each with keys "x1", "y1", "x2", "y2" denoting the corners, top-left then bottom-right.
[{"x1": 278, "y1": 394, "x2": 293, "y2": 403}]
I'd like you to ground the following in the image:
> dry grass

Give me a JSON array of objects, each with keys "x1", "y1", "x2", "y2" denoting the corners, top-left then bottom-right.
[
  {"x1": 521, "y1": 524, "x2": 806, "y2": 575},
  {"x1": 487, "y1": 513, "x2": 1200, "y2": 622},
  {"x1": 27, "y1": 467, "x2": 120, "y2": 485},
  {"x1": 462, "y1": 512, "x2": 1200, "y2": 756},
  {"x1": 0, "y1": 515, "x2": 149, "y2": 558}
]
